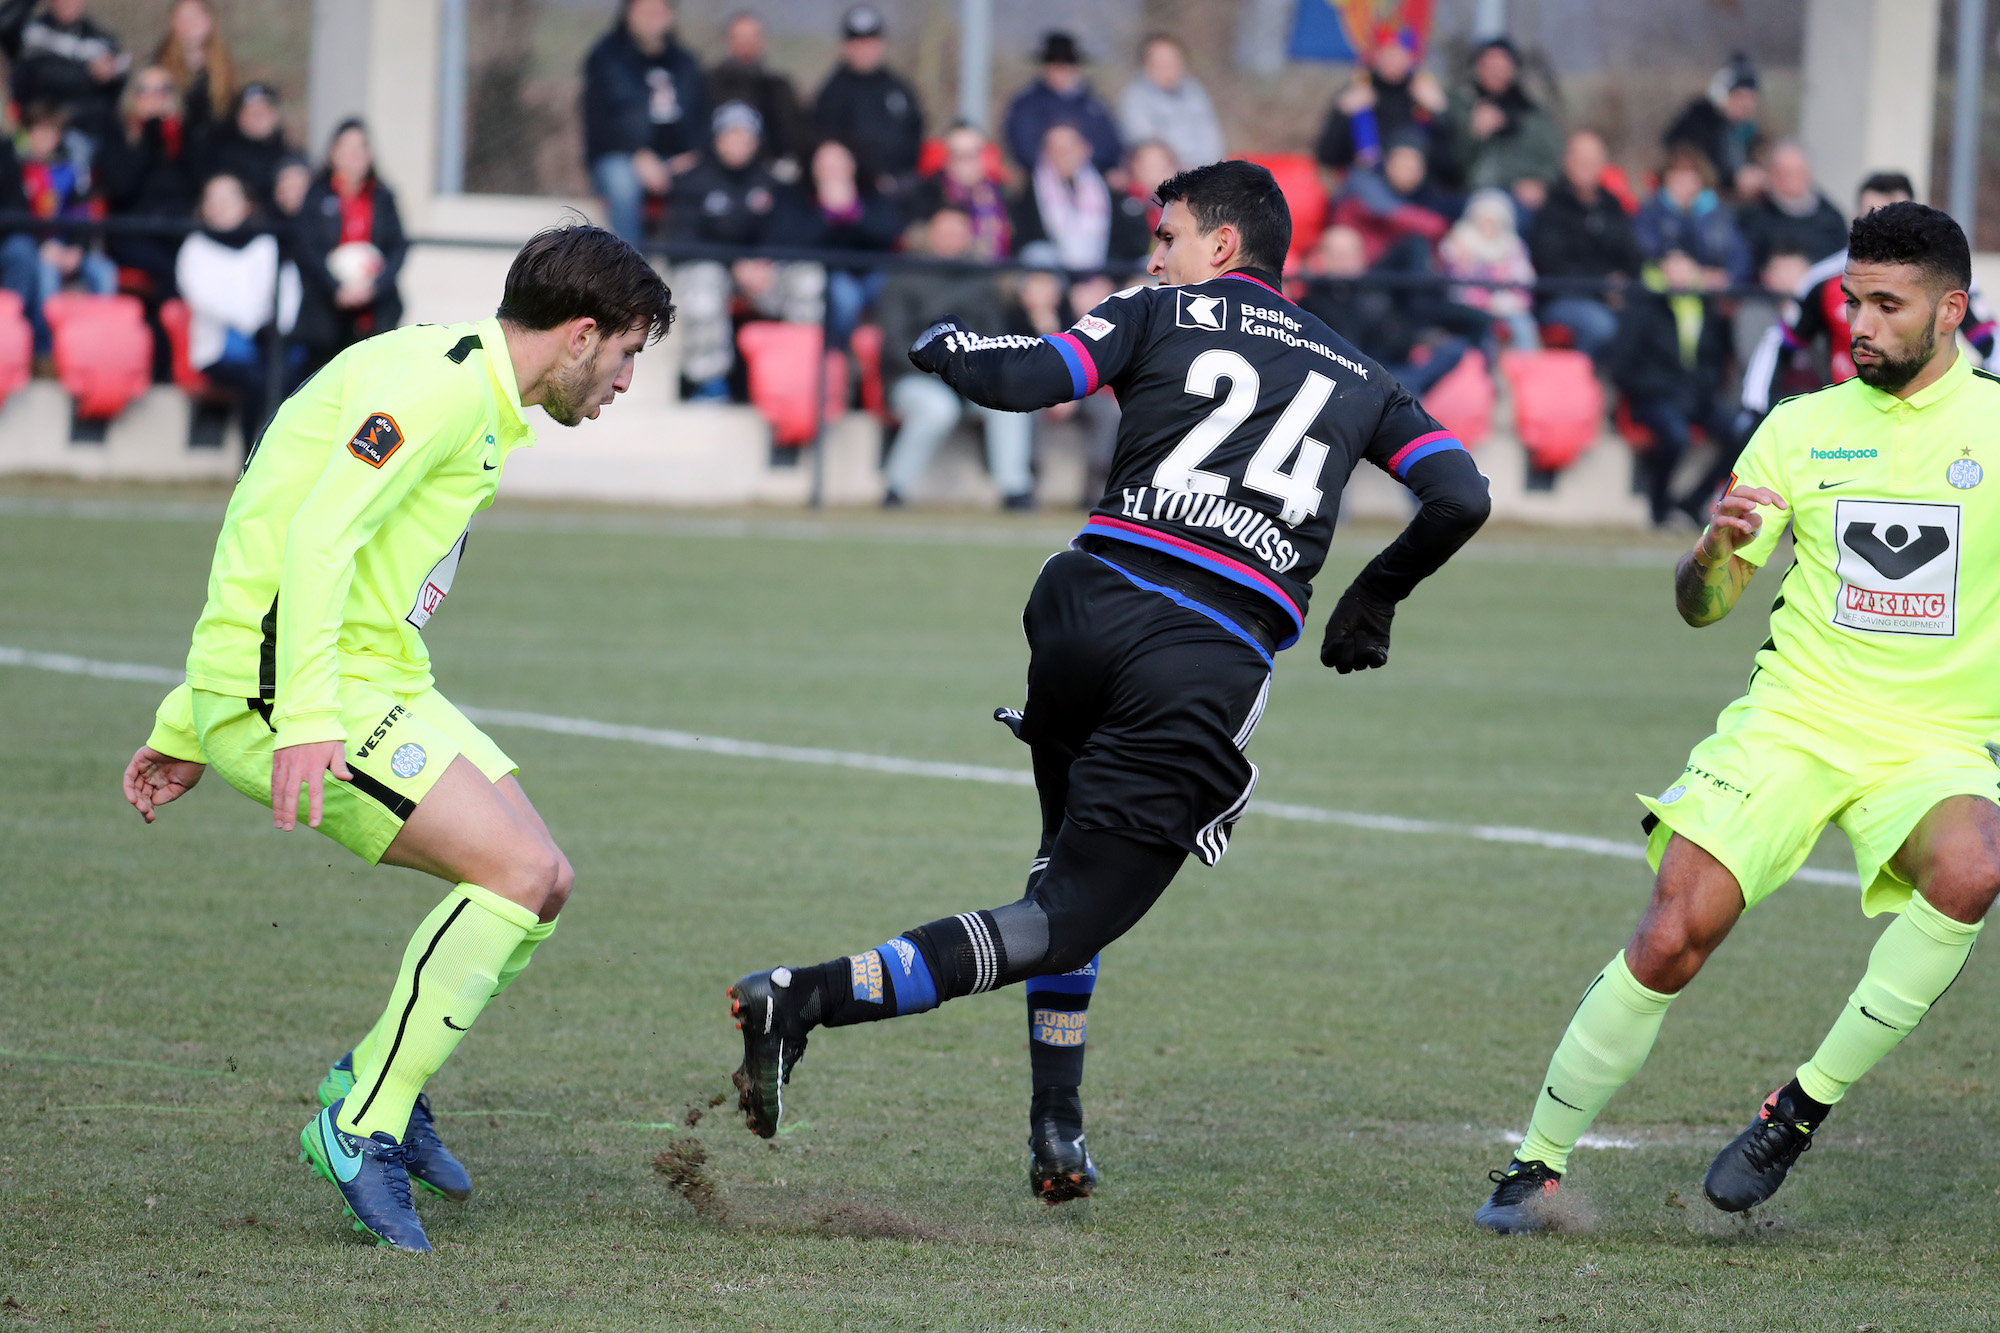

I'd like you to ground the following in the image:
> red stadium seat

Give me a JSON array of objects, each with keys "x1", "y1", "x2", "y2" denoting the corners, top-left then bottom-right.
[
  {"x1": 0, "y1": 288, "x2": 30, "y2": 408},
  {"x1": 44, "y1": 293, "x2": 152, "y2": 421},
  {"x1": 157, "y1": 298, "x2": 212, "y2": 395},
  {"x1": 849, "y1": 323, "x2": 887, "y2": 418},
  {"x1": 1240, "y1": 153, "x2": 1327, "y2": 274},
  {"x1": 1499, "y1": 349, "x2": 1604, "y2": 474},
  {"x1": 1612, "y1": 396, "x2": 1653, "y2": 450},
  {"x1": 736, "y1": 322, "x2": 849, "y2": 446},
  {"x1": 1420, "y1": 348, "x2": 1495, "y2": 449}
]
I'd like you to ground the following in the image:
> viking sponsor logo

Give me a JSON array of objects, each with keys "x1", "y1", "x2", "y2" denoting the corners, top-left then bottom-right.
[
  {"x1": 849, "y1": 950, "x2": 884, "y2": 1004},
  {"x1": 406, "y1": 530, "x2": 468, "y2": 630},
  {"x1": 347, "y1": 412, "x2": 404, "y2": 467},
  {"x1": 1832, "y1": 499, "x2": 1959, "y2": 636},
  {"x1": 1177, "y1": 291, "x2": 1226, "y2": 330},
  {"x1": 356, "y1": 704, "x2": 408, "y2": 759},
  {"x1": 1117, "y1": 486, "x2": 1303, "y2": 572},
  {"x1": 1032, "y1": 1009, "x2": 1087, "y2": 1047}
]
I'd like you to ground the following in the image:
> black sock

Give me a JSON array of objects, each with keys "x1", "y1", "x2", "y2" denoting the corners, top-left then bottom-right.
[
  {"x1": 1776, "y1": 1077, "x2": 1834, "y2": 1128},
  {"x1": 803, "y1": 911, "x2": 1004, "y2": 1030},
  {"x1": 1026, "y1": 952, "x2": 1099, "y2": 1130}
]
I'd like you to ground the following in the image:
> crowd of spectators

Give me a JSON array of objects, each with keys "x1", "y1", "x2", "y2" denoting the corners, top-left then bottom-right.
[{"x1": 0, "y1": 0, "x2": 406, "y2": 445}]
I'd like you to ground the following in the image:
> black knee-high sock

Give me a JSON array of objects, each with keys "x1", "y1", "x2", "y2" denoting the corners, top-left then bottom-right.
[{"x1": 1026, "y1": 952, "x2": 1099, "y2": 1136}]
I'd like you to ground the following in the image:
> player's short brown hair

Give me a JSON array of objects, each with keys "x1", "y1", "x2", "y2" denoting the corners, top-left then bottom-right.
[{"x1": 497, "y1": 224, "x2": 676, "y2": 343}]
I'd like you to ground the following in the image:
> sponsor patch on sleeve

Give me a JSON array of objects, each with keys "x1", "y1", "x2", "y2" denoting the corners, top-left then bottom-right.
[
  {"x1": 1071, "y1": 314, "x2": 1116, "y2": 341},
  {"x1": 348, "y1": 412, "x2": 405, "y2": 468}
]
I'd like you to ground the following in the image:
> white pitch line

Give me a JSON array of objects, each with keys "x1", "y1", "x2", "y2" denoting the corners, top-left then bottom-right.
[{"x1": 1, "y1": 645, "x2": 1851, "y2": 887}]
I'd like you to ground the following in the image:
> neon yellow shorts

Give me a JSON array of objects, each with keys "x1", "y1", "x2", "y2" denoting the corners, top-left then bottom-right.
[
  {"x1": 1636, "y1": 695, "x2": 2000, "y2": 916},
  {"x1": 192, "y1": 683, "x2": 516, "y2": 865}
]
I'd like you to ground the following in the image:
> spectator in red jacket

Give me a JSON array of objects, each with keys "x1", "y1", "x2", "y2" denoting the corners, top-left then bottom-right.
[{"x1": 905, "y1": 121, "x2": 1012, "y2": 260}]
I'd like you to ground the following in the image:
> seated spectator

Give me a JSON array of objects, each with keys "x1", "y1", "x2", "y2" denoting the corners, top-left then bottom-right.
[
  {"x1": 1440, "y1": 187, "x2": 1538, "y2": 350},
  {"x1": 1663, "y1": 54, "x2": 1762, "y2": 200},
  {"x1": 1604, "y1": 248, "x2": 1734, "y2": 527},
  {"x1": 877, "y1": 206, "x2": 1033, "y2": 508},
  {"x1": 1012, "y1": 265, "x2": 1123, "y2": 503},
  {"x1": 1634, "y1": 145, "x2": 1750, "y2": 287},
  {"x1": 99, "y1": 66, "x2": 200, "y2": 302},
  {"x1": 272, "y1": 153, "x2": 310, "y2": 220},
  {"x1": 771, "y1": 138, "x2": 901, "y2": 345},
  {"x1": 1123, "y1": 139, "x2": 1178, "y2": 236},
  {"x1": 1316, "y1": 30, "x2": 1445, "y2": 177},
  {"x1": 175, "y1": 172, "x2": 298, "y2": 446},
  {"x1": 1438, "y1": 36, "x2": 1560, "y2": 209},
  {"x1": 1298, "y1": 223, "x2": 1468, "y2": 397},
  {"x1": 1528, "y1": 129, "x2": 1641, "y2": 359},
  {"x1": 0, "y1": 130, "x2": 31, "y2": 315},
  {"x1": 292, "y1": 119, "x2": 405, "y2": 377},
  {"x1": 812, "y1": 6, "x2": 924, "y2": 194},
  {"x1": 1116, "y1": 34, "x2": 1223, "y2": 171},
  {"x1": 205, "y1": 82, "x2": 289, "y2": 216},
  {"x1": 6, "y1": 102, "x2": 117, "y2": 353},
  {"x1": 668, "y1": 101, "x2": 820, "y2": 401},
  {"x1": 582, "y1": 0, "x2": 708, "y2": 247},
  {"x1": 0, "y1": 0, "x2": 127, "y2": 149},
  {"x1": 906, "y1": 121, "x2": 1011, "y2": 260},
  {"x1": 152, "y1": 0, "x2": 232, "y2": 132},
  {"x1": 1011, "y1": 122, "x2": 1153, "y2": 275},
  {"x1": 1004, "y1": 31, "x2": 1122, "y2": 176},
  {"x1": 707, "y1": 11, "x2": 806, "y2": 181},
  {"x1": 1735, "y1": 139, "x2": 1846, "y2": 271},
  {"x1": 1329, "y1": 132, "x2": 1455, "y2": 266}
]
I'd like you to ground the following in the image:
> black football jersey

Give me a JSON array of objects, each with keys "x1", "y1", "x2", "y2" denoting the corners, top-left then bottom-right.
[{"x1": 917, "y1": 266, "x2": 1485, "y2": 649}]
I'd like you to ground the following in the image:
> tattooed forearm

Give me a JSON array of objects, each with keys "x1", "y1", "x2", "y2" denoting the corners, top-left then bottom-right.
[{"x1": 1674, "y1": 550, "x2": 1751, "y2": 627}]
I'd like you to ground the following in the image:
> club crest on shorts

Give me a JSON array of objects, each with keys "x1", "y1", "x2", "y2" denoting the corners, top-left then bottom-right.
[
  {"x1": 1948, "y1": 455, "x2": 1982, "y2": 489},
  {"x1": 390, "y1": 743, "x2": 427, "y2": 778},
  {"x1": 1659, "y1": 784, "x2": 1687, "y2": 804}
]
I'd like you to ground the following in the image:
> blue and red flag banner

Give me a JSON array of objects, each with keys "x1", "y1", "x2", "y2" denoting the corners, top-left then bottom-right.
[{"x1": 1288, "y1": 0, "x2": 1435, "y2": 63}]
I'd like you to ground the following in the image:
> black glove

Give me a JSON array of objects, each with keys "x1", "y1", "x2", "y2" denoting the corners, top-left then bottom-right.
[
  {"x1": 907, "y1": 319, "x2": 963, "y2": 374},
  {"x1": 1319, "y1": 586, "x2": 1396, "y2": 673}
]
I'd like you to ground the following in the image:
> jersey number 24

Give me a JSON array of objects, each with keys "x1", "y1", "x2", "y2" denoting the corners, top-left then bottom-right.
[{"x1": 1151, "y1": 349, "x2": 1334, "y2": 526}]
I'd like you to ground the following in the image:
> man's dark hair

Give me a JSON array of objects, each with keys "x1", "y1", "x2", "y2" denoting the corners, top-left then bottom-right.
[
  {"x1": 1856, "y1": 170, "x2": 1914, "y2": 203},
  {"x1": 1154, "y1": 159, "x2": 1292, "y2": 275},
  {"x1": 498, "y1": 224, "x2": 677, "y2": 343},
  {"x1": 1847, "y1": 200, "x2": 1972, "y2": 295}
]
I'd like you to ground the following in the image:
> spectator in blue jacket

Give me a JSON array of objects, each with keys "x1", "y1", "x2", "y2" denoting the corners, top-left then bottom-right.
[
  {"x1": 1003, "y1": 31, "x2": 1121, "y2": 177},
  {"x1": 1634, "y1": 145, "x2": 1750, "y2": 287},
  {"x1": 581, "y1": 0, "x2": 709, "y2": 246}
]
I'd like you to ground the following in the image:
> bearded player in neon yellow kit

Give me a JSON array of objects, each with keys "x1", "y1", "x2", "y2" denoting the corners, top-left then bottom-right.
[
  {"x1": 1478, "y1": 202, "x2": 2000, "y2": 1231},
  {"x1": 120, "y1": 226, "x2": 674, "y2": 1251}
]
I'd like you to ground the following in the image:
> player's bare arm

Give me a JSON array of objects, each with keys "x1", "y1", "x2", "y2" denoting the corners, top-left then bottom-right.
[{"x1": 1675, "y1": 487, "x2": 1785, "y2": 626}]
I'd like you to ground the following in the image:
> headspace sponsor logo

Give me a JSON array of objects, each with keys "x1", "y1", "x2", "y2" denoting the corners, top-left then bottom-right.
[
  {"x1": 1032, "y1": 1009, "x2": 1087, "y2": 1046},
  {"x1": 1810, "y1": 447, "x2": 1878, "y2": 461},
  {"x1": 849, "y1": 950, "x2": 883, "y2": 1004}
]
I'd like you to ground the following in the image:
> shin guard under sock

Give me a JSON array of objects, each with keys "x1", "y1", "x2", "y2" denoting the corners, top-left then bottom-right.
[
  {"x1": 1796, "y1": 893, "x2": 1982, "y2": 1105},
  {"x1": 338, "y1": 883, "x2": 536, "y2": 1140},
  {"x1": 1027, "y1": 953, "x2": 1099, "y2": 1136},
  {"x1": 1516, "y1": 951, "x2": 1676, "y2": 1174}
]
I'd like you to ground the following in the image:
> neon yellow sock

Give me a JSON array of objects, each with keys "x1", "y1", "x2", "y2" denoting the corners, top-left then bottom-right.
[
  {"x1": 1796, "y1": 894, "x2": 1982, "y2": 1105},
  {"x1": 337, "y1": 883, "x2": 536, "y2": 1140},
  {"x1": 493, "y1": 916, "x2": 558, "y2": 999},
  {"x1": 1516, "y1": 951, "x2": 1676, "y2": 1174}
]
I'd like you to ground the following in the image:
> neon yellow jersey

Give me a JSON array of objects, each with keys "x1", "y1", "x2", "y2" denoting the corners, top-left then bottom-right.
[
  {"x1": 1729, "y1": 350, "x2": 2000, "y2": 740},
  {"x1": 149, "y1": 318, "x2": 535, "y2": 758}
]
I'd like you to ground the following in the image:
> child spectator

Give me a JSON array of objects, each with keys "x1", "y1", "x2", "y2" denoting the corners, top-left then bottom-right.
[
  {"x1": 1299, "y1": 223, "x2": 1467, "y2": 397},
  {"x1": 151, "y1": 0, "x2": 232, "y2": 131},
  {"x1": 0, "y1": 0, "x2": 127, "y2": 148},
  {"x1": 205, "y1": 83, "x2": 289, "y2": 216},
  {"x1": 877, "y1": 206, "x2": 1033, "y2": 509},
  {"x1": 1440, "y1": 187, "x2": 1538, "y2": 350},
  {"x1": 1116, "y1": 34, "x2": 1223, "y2": 171},
  {"x1": 812, "y1": 6, "x2": 924, "y2": 193},
  {"x1": 1662, "y1": 54, "x2": 1762, "y2": 200},
  {"x1": 10, "y1": 101, "x2": 116, "y2": 352},
  {"x1": 581, "y1": 0, "x2": 708, "y2": 246},
  {"x1": 1634, "y1": 145, "x2": 1750, "y2": 287},
  {"x1": 1438, "y1": 37, "x2": 1560, "y2": 208},
  {"x1": 1529, "y1": 129, "x2": 1641, "y2": 359},
  {"x1": 1605, "y1": 248, "x2": 1734, "y2": 527},
  {"x1": 292, "y1": 119, "x2": 405, "y2": 377},
  {"x1": 1011, "y1": 122, "x2": 1152, "y2": 275},
  {"x1": 906, "y1": 122, "x2": 1011, "y2": 260},
  {"x1": 706, "y1": 12, "x2": 807, "y2": 181},
  {"x1": 771, "y1": 138, "x2": 901, "y2": 346},
  {"x1": 1004, "y1": 31, "x2": 1121, "y2": 176},
  {"x1": 1316, "y1": 31, "x2": 1445, "y2": 176},
  {"x1": 668, "y1": 101, "x2": 819, "y2": 401},
  {"x1": 175, "y1": 172, "x2": 297, "y2": 446}
]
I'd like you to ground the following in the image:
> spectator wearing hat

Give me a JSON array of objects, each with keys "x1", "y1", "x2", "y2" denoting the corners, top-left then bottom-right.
[
  {"x1": 292, "y1": 118, "x2": 405, "y2": 378},
  {"x1": 667, "y1": 100, "x2": 821, "y2": 401},
  {"x1": 204, "y1": 82, "x2": 289, "y2": 216},
  {"x1": 1438, "y1": 36, "x2": 1560, "y2": 208},
  {"x1": 0, "y1": 0, "x2": 127, "y2": 149},
  {"x1": 582, "y1": 0, "x2": 709, "y2": 246},
  {"x1": 1528, "y1": 129, "x2": 1642, "y2": 360},
  {"x1": 1010, "y1": 121, "x2": 1151, "y2": 276},
  {"x1": 1734, "y1": 139, "x2": 1847, "y2": 272},
  {"x1": 707, "y1": 11, "x2": 807, "y2": 181},
  {"x1": 1116, "y1": 34, "x2": 1223, "y2": 171},
  {"x1": 1003, "y1": 31, "x2": 1122, "y2": 176},
  {"x1": 1635, "y1": 145, "x2": 1750, "y2": 287},
  {"x1": 1315, "y1": 30, "x2": 1445, "y2": 177},
  {"x1": 812, "y1": 6, "x2": 925, "y2": 192},
  {"x1": 1663, "y1": 54, "x2": 1763, "y2": 200},
  {"x1": 906, "y1": 121, "x2": 1013, "y2": 260}
]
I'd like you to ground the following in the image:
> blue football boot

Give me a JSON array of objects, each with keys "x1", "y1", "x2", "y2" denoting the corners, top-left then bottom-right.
[
  {"x1": 299, "y1": 1098, "x2": 432, "y2": 1252},
  {"x1": 319, "y1": 1053, "x2": 472, "y2": 1202}
]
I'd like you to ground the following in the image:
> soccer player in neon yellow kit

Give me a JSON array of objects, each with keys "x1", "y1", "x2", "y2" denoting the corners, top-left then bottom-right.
[
  {"x1": 120, "y1": 226, "x2": 674, "y2": 1251},
  {"x1": 1478, "y1": 202, "x2": 2000, "y2": 1231}
]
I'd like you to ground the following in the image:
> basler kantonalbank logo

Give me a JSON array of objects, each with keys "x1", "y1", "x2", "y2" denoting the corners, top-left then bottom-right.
[{"x1": 1176, "y1": 290, "x2": 1226, "y2": 331}]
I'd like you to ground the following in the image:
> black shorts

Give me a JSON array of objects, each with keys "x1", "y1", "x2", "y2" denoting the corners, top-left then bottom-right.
[{"x1": 1020, "y1": 549, "x2": 1274, "y2": 866}]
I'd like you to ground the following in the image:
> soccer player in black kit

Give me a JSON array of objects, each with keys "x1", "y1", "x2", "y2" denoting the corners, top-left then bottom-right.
[{"x1": 728, "y1": 160, "x2": 1491, "y2": 1200}]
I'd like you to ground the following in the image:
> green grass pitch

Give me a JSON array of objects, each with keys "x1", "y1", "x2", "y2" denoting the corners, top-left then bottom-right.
[{"x1": 3, "y1": 486, "x2": 1998, "y2": 1330}]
